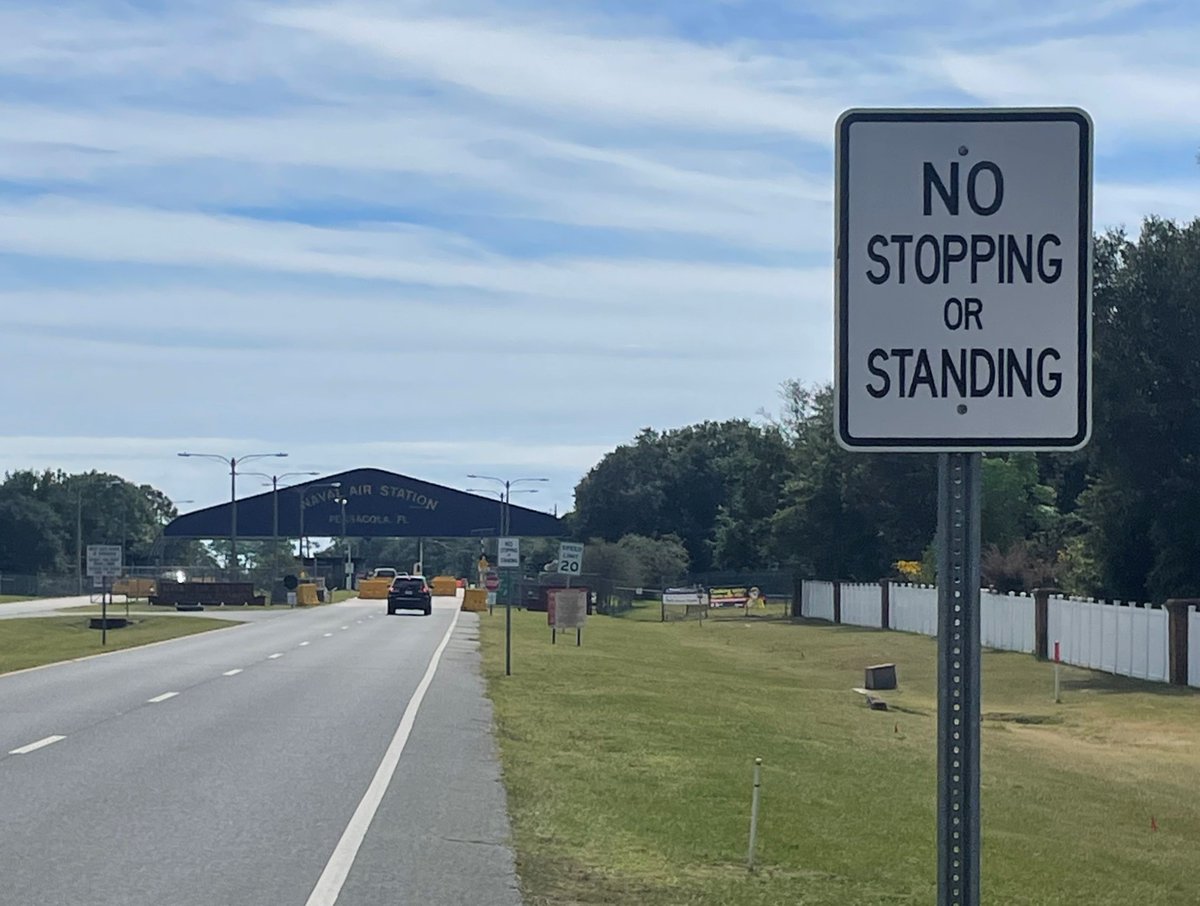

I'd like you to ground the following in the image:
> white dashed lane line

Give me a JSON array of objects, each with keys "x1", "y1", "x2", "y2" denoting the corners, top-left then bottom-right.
[
  {"x1": 340, "y1": 626, "x2": 349, "y2": 631},
  {"x1": 299, "y1": 641, "x2": 310, "y2": 647},
  {"x1": 223, "y1": 669, "x2": 243, "y2": 676},
  {"x1": 9, "y1": 735, "x2": 66, "y2": 755},
  {"x1": 268, "y1": 653, "x2": 284, "y2": 660},
  {"x1": 147, "y1": 692, "x2": 179, "y2": 703},
  {"x1": 322, "y1": 633, "x2": 333, "y2": 638}
]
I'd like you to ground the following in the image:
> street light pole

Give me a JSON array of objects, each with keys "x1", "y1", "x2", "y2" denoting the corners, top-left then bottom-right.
[
  {"x1": 245, "y1": 471, "x2": 319, "y2": 594},
  {"x1": 295, "y1": 481, "x2": 341, "y2": 581},
  {"x1": 178, "y1": 451, "x2": 287, "y2": 576}
]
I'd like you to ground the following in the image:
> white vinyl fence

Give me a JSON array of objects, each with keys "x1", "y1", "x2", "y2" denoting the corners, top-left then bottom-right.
[
  {"x1": 980, "y1": 590, "x2": 1036, "y2": 654},
  {"x1": 803, "y1": 581, "x2": 1177, "y2": 686},
  {"x1": 800, "y1": 580, "x2": 835, "y2": 622},
  {"x1": 1048, "y1": 595, "x2": 1169, "y2": 683},
  {"x1": 840, "y1": 583, "x2": 880, "y2": 627},
  {"x1": 1190, "y1": 610, "x2": 1200, "y2": 689},
  {"x1": 888, "y1": 583, "x2": 937, "y2": 636}
]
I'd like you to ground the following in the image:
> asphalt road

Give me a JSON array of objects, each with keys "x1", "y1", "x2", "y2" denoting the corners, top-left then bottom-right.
[{"x1": 0, "y1": 596, "x2": 522, "y2": 906}]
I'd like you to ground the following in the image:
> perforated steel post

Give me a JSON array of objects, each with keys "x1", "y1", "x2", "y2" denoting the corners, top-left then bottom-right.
[{"x1": 937, "y1": 453, "x2": 982, "y2": 906}]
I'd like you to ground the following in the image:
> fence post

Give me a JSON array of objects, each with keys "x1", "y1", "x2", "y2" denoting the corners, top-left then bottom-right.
[
  {"x1": 832, "y1": 581, "x2": 842, "y2": 625},
  {"x1": 1164, "y1": 599, "x2": 1195, "y2": 687},
  {"x1": 1033, "y1": 587, "x2": 1056, "y2": 661},
  {"x1": 792, "y1": 574, "x2": 803, "y2": 618},
  {"x1": 879, "y1": 579, "x2": 891, "y2": 630}
]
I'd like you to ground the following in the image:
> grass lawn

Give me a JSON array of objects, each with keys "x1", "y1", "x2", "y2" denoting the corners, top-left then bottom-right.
[
  {"x1": 480, "y1": 603, "x2": 1200, "y2": 905},
  {"x1": 0, "y1": 615, "x2": 240, "y2": 675},
  {"x1": 0, "y1": 595, "x2": 34, "y2": 604}
]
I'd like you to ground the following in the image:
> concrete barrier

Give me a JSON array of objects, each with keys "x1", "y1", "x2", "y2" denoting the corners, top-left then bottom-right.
[
  {"x1": 358, "y1": 578, "x2": 391, "y2": 600},
  {"x1": 462, "y1": 588, "x2": 488, "y2": 612},
  {"x1": 297, "y1": 583, "x2": 319, "y2": 606},
  {"x1": 431, "y1": 576, "x2": 458, "y2": 597}
]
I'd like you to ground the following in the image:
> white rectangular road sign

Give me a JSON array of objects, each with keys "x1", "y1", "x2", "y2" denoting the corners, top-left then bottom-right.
[
  {"x1": 497, "y1": 537, "x2": 520, "y2": 569},
  {"x1": 835, "y1": 108, "x2": 1092, "y2": 451},
  {"x1": 86, "y1": 544, "x2": 123, "y2": 578},
  {"x1": 557, "y1": 542, "x2": 584, "y2": 575}
]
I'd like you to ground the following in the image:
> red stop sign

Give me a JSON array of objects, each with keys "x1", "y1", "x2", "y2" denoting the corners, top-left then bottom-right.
[{"x1": 484, "y1": 571, "x2": 500, "y2": 591}]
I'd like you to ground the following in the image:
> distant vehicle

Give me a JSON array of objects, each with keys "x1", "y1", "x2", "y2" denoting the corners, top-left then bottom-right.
[
  {"x1": 371, "y1": 567, "x2": 399, "y2": 580},
  {"x1": 387, "y1": 575, "x2": 432, "y2": 616}
]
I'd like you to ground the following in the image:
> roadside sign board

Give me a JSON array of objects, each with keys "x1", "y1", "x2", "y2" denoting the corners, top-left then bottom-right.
[
  {"x1": 484, "y1": 570, "x2": 500, "y2": 591},
  {"x1": 550, "y1": 589, "x2": 588, "y2": 630},
  {"x1": 86, "y1": 544, "x2": 123, "y2": 578},
  {"x1": 835, "y1": 108, "x2": 1092, "y2": 451},
  {"x1": 557, "y1": 542, "x2": 584, "y2": 575},
  {"x1": 497, "y1": 537, "x2": 520, "y2": 568}
]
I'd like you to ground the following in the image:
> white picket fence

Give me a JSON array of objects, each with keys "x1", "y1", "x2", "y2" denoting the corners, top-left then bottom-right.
[
  {"x1": 889, "y1": 583, "x2": 937, "y2": 636},
  {"x1": 980, "y1": 590, "x2": 1036, "y2": 654},
  {"x1": 801, "y1": 580, "x2": 835, "y2": 622},
  {"x1": 1190, "y1": 610, "x2": 1200, "y2": 690},
  {"x1": 840, "y1": 583, "x2": 881, "y2": 627},
  {"x1": 802, "y1": 580, "x2": 1179, "y2": 685},
  {"x1": 1048, "y1": 595, "x2": 1169, "y2": 683}
]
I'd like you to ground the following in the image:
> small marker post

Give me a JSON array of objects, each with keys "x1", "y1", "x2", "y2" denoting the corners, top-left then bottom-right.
[{"x1": 1053, "y1": 640, "x2": 1061, "y2": 703}]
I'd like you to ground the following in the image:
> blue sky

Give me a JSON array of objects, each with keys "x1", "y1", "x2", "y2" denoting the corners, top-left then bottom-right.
[{"x1": 1, "y1": 0, "x2": 1198, "y2": 516}]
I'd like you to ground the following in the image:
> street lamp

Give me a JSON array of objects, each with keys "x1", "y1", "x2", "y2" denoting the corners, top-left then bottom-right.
[
  {"x1": 466, "y1": 487, "x2": 539, "y2": 537},
  {"x1": 334, "y1": 493, "x2": 350, "y2": 590},
  {"x1": 177, "y1": 451, "x2": 287, "y2": 574},
  {"x1": 244, "y1": 471, "x2": 320, "y2": 585},
  {"x1": 466, "y1": 475, "x2": 548, "y2": 536}
]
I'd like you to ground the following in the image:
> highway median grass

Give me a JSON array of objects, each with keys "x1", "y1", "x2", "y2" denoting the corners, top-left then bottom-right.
[
  {"x1": 0, "y1": 595, "x2": 35, "y2": 604},
  {"x1": 480, "y1": 603, "x2": 1200, "y2": 905},
  {"x1": 0, "y1": 615, "x2": 240, "y2": 675}
]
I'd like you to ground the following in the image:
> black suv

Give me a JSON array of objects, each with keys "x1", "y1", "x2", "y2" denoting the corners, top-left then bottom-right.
[{"x1": 387, "y1": 575, "x2": 432, "y2": 616}]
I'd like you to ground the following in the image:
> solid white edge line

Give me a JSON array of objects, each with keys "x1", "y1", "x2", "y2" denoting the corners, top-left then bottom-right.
[
  {"x1": 268, "y1": 653, "x2": 283, "y2": 659},
  {"x1": 223, "y1": 669, "x2": 243, "y2": 676},
  {"x1": 9, "y1": 735, "x2": 66, "y2": 755},
  {"x1": 147, "y1": 692, "x2": 179, "y2": 703},
  {"x1": 304, "y1": 607, "x2": 463, "y2": 906}
]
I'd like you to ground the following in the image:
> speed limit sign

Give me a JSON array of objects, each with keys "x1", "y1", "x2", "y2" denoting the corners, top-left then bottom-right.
[{"x1": 557, "y1": 542, "x2": 584, "y2": 575}]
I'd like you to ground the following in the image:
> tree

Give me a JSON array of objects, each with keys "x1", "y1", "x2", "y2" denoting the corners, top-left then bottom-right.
[
  {"x1": 0, "y1": 495, "x2": 65, "y2": 573},
  {"x1": 1075, "y1": 218, "x2": 1200, "y2": 599},
  {"x1": 768, "y1": 382, "x2": 937, "y2": 580},
  {"x1": 616, "y1": 534, "x2": 689, "y2": 587}
]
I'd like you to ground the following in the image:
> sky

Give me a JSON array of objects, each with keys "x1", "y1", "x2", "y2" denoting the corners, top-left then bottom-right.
[{"x1": 1, "y1": 0, "x2": 1199, "y2": 516}]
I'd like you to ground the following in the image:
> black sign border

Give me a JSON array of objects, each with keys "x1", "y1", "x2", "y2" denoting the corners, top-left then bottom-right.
[{"x1": 835, "y1": 108, "x2": 1092, "y2": 451}]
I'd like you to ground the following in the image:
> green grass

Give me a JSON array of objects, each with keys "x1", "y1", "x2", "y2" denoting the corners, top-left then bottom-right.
[
  {"x1": 0, "y1": 616, "x2": 240, "y2": 675},
  {"x1": 480, "y1": 604, "x2": 1200, "y2": 905},
  {"x1": 0, "y1": 595, "x2": 34, "y2": 604}
]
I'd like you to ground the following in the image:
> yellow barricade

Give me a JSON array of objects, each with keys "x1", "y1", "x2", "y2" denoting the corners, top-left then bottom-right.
[
  {"x1": 358, "y1": 578, "x2": 391, "y2": 600},
  {"x1": 297, "y1": 583, "x2": 319, "y2": 606},
  {"x1": 461, "y1": 588, "x2": 488, "y2": 612},
  {"x1": 431, "y1": 576, "x2": 458, "y2": 597}
]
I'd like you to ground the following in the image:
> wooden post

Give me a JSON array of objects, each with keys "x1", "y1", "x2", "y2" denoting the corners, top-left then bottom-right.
[
  {"x1": 833, "y1": 581, "x2": 842, "y2": 624},
  {"x1": 880, "y1": 579, "x2": 891, "y2": 630},
  {"x1": 1164, "y1": 599, "x2": 1196, "y2": 687},
  {"x1": 1032, "y1": 587, "x2": 1057, "y2": 661}
]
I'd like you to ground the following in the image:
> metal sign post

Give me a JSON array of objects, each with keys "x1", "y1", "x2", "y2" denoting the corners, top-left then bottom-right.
[
  {"x1": 937, "y1": 453, "x2": 982, "y2": 906},
  {"x1": 834, "y1": 108, "x2": 1092, "y2": 906}
]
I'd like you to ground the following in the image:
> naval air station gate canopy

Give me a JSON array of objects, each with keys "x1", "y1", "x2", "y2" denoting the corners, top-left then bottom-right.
[{"x1": 162, "y1": 468, "x2": 564, "y2": 540}]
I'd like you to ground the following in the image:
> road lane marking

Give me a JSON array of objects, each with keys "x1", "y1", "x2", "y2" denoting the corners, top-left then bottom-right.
[
  {"x1": 299, "y1": 641, "x2": 310, "y2": 647},
  {"x1": 322, "y1": 633, "x2": 332, "y2": 638},
  {"x1": 305, "y1": 609, "x2": 462, "y2": 906},
  {"x1": 223, "y1": 669, "x2": 243, "y2": 676},
  {"x1": 268, "y1": 653, "x2": 283, "y2": 659},
  {"x1": 340, "y1": 626, "x2": 349, "y2": 630},
  {"x1": 147, "y1": 692, "x2": 179, "y2": 703},
  {"x1": 10, "y1": 735, "x2": 66, "y2": 755}
]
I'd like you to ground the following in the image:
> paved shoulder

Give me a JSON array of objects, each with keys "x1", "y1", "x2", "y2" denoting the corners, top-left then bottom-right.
[{"x1": 333, "y1": 611, "x2": 523, "y2": 906}]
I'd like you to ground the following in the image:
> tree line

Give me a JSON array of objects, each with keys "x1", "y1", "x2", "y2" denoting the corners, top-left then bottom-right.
[{"x1": 568, "y1": 218, "x2": 1200, "y2": 602}]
